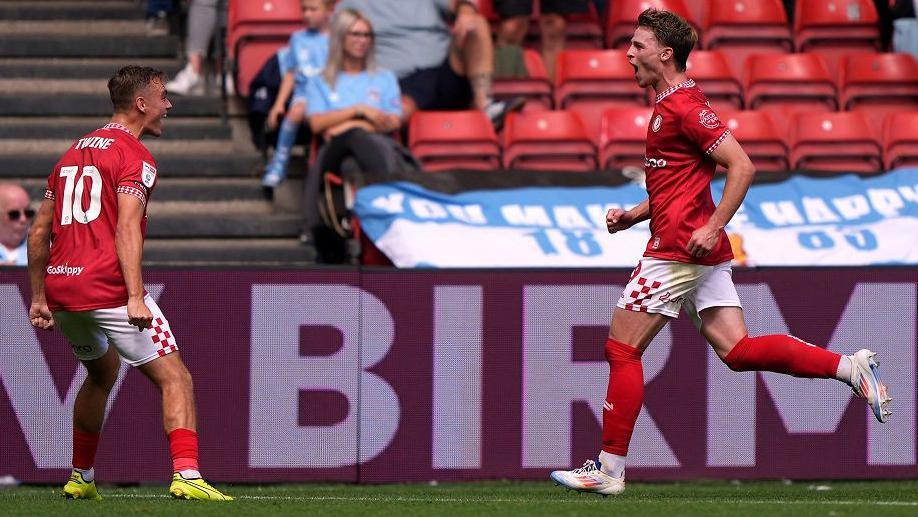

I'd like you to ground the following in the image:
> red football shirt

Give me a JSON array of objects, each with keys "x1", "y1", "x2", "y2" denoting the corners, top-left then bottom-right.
[
  {"x1": 642, "y1": 79, "x2": 733, "y2": 265},
  {"x1": 44, "y1": 123, "x2": 157, "y2": 312}
]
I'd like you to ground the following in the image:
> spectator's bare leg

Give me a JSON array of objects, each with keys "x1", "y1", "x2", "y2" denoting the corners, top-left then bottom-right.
[
  {"x1": 449, "y1": 13, "x2": 495, "y2": 109},
  {"x1": 539, "y1": 13, "x2": 567, "y2": 80}
]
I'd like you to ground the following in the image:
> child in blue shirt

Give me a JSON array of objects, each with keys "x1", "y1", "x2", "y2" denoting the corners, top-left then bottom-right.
[{"x1": 262, "y1": 0, "x2": 334, "y2": 190}]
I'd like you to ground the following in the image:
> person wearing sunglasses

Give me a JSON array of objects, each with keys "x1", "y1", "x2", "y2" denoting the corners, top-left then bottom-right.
[{"x1": 0, "y1": 183, "x2": 33, "y2": 266}]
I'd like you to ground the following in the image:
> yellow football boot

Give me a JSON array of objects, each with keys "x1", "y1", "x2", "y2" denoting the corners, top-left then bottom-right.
[
  {"x1": 169, "y1": 473, "x2": 233, "y2": 501},
  {"x1": 62, "y1": 471, "x2": 102, "y2": 501}
]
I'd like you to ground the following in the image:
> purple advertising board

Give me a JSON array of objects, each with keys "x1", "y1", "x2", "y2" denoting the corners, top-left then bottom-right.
[{"x1": 0, "y1": 268, "x2": 915, "y2": 484}]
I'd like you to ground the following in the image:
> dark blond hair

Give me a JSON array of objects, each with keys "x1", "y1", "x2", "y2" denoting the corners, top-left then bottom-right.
[
  {"x1": 322, "y1": 9, "x2": 377, "y2": 87},
  {"x1": 107, "y1": 65, "x2": 166, "y2": 113},
  {"x1": 637, "y1": 8, "x2": 697, "y2": 72}
]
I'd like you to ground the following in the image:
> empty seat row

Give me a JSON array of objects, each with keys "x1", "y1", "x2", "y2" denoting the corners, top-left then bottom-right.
[{"x1": 408, "y1": 109, "x2": 918, "y2": 174}]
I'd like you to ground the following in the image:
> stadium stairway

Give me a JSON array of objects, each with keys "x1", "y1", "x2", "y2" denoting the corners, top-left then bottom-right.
[{"x1": 0, "y1": 0, "x2": 315, "y2": 265}]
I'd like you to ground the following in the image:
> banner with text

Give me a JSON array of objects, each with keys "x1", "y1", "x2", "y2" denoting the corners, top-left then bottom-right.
[
  {"x1": 0, "y1": 268, "x2": 915, "y2": 483},
  {"x1": 355, "y1": 169, "x2": 918, "y2": 267}
]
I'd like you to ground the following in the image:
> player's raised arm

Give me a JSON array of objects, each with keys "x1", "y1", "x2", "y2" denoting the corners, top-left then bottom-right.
[
  {"x1": 115, "y1": 192, "x2": 152, "y2": 330},
  {"x1": 27, "y1": 199, "x2": 55, "y2": 330},
  {"x1": 686, "y1": 134, "x2": 755, "y2": 257}
]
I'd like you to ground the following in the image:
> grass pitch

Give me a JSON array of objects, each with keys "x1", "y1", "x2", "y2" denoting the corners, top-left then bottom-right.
[{"x1": 1, "y1": 480, "x2": 916, "y2": 516}]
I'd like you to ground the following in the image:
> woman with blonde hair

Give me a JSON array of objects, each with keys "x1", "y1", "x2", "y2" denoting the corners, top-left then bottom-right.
[{"x1": 303, "y1": 8, "x2": 403, "y2": 252}]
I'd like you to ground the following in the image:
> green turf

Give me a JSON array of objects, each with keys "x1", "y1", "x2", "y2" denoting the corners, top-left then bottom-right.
[{"x1": 1, "y1": 480, "x2": 917, "y2": 516}]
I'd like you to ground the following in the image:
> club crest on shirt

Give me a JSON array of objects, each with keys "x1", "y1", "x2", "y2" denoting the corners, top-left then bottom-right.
[
  {"x1": 651, "y1": 114, "x2": 663, "y2": 132},
  {"x1": 141, "y1": 161, "x2": 157, "y2": 188},
  {"x1": 368, "y1": 88, "x2": 381, "y2": 104},
  {"x1": 698, "y1": 109, "x2": 722, "y2": 130}
]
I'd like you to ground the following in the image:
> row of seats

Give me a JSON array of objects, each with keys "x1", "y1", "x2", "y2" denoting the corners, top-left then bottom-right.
[
  {"x1": 495, "y1": 49, "x2": 918, "y2": 136},
  {"x1": 408, "y1": 109, "x2": 918, "y2": 174}
]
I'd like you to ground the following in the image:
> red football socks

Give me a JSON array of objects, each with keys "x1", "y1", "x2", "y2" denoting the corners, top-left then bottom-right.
[
  {"x1": 72, "y1": 428, "x2": 100, "y2": 470},
  {"x1": 601, "y1": 338, "x2": 645, "y2": 456},
  {"x1": 168, "y1": 428, "x2": 200, "y2": 473},
  {"x1": 724, "y1": 334, "x2": 841, "y2": 379}
]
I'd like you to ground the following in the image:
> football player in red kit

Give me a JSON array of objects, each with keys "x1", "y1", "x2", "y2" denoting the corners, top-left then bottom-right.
[
  {"x1": 550, "y1": 9, "x2": 891, "y2": 496},
  {"x1": 27, "y1": 66, "x2": 231, "y2": 501}
]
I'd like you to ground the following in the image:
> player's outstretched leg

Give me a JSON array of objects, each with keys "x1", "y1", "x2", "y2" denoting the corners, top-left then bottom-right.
[{"x1": 847, "y1": 349, "x2": 893, "y2": 423}]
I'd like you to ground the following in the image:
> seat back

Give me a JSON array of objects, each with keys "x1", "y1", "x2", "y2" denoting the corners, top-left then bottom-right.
[
  {"x1": 883, "y1": 111, "x2": 918, "y2": 170},
  {"x1": 794, "y1": 0, "x2": 880, "y2": 52},
  {"x1": 493, "y1": 49, "x2": 553, "y2": 111},
  {"x1": 790, "y1": 111, "x2": 882, "y2": 173},
  {"x1": 719, "y1": 110, "x2": 788, "y2": 172},
  {"x1": 554, "y1": 50, "x2": 646, "y2": 108},
  {"x1": 229, "y1": 0, "x2": 302, "y2": 33},
  {"x1": 599, "y1": 107, "x2": 653, "y2": 169},
  {"x1": 503, "y1": 111, "x2": 597, "y2": 170},
  {"x1": 840, "y1": 53, "x2": 918, "y2": 108},
  {"x1": 409, "y1": 111, "x2": 500, "y2": 171},
  {"x1": 685, "y1": 50, "x2": 743, "y2": 109},
  {"x1": 744, "y1": 53, "x2": 837, "y2": 116}
]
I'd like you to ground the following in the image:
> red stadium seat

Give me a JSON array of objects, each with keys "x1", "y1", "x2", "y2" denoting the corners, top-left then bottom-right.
[
  {"x1": 884, "y1": 112, "x2": 918, "y2": 170},
  {"x1": 408, "y1": 111, "x2": 501, "y2": 172},
  {"x1": 702, "y1": 0, "x2": 792, "y2": 78},
  {"x1": 744, "y1": 53, "x2": 837, "y2": 132},
  {"x1": 503, "y1": 111, "x2": 597, "y2": 171},
  {"x1": 840, "y1": 53, "x2": 918, "y2": 136},
  {"x1": 605, "y1": 0, "x2": 698, "y2": 49},
  {"x1": 794, "y1": 0, "x2": 881, "y2": 79},
  {"x1": 685, "y1": 50, "x2": 743, "y2": 110},
  {"x1": 719, "y1": 110, "x2": 789, "y2": 173},
  {"x1": 790, "y1": 112, "x2": 883, "y2": 173},
  {"x1": 559, "y1": 3, "x2": 604, "y2": 49},
  {"x1": 598, "y1": 107, "x2": 653, "y2": 170},
  {"x1": 493, "y1": 49, "x2": 553, "y2": 111},
  {"x1": 227, "y1": 0, "x2": 304, "y2": 97},
  {"x1": 554, "y1": 50, "x2": 647, "y2": 112}
]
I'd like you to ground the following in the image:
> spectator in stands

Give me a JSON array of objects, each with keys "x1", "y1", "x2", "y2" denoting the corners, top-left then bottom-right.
[
  {"x1": 494, "y1": 0, "x2": 592, "y2": 79},
  {"x1": 0, "y1": 183, "x2": 33, "y2": 266},
  {"x1": 167, "y1": 0, "x2": 222, "y2": 96},
  {"x1": 303, "y1": 8, "x2": 402, "y2": 243},
  {"x1": 145, "y1": 0, "x2": 174, "y2": 36},
  {"x1": 337, "y1": 0, "x2": 520, "y2": 128},
  {"x1": 891, "y1": 0, "x2": 918, "y2": 56},
  {"x1": 261, "y1": 0, "x2": 334, "y2": 191}
]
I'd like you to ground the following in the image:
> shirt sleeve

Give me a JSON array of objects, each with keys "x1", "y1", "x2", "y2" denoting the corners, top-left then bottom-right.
[
  {"x1": 278, "y1": 44, "x2": 294, "y2": 76},
  {"x1": 681, "y1": 102, "x2": 730, "y2": 156},
  {"x1": 379, "y1": 70, "x2": 403, "y2": 117},
  {"x1": 117, "y1": 153, "x2": 156, "y2": 206},
  {"x1": 306, "y1": 76, "x2": 330, "y2": 114},
  {"x1": 45, "y1": 165, "x2": 57, "y2": 201}
]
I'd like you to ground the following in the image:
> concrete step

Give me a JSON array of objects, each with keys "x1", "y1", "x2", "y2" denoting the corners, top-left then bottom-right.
[
  {"x1": 146, "y1": 202, "x2": 302, "y2": 238},
  {"x1": 143, "y1": 239, "x2": 316, "y2": 265},
  {"x1": 0, "y1": 1, "x2": 143, "y2": 21},
  {"x1": 0, "y1": 20, "x2": 149, "y2": 35},
  {"x1": 0, "y1": 35, "x2": 179, "y2": 58},
  {"x1": 0, "y1": 58, "x2": 182, "y2": 79},
  {"x1": 0, "y1": 117, "x2": 231, "y2": 140},
  {"x1": 0, "y1": 93, "x2": 221, "y2": 117},
  {"x1": 20, "y1": 177, "x2": 268, "y2": 203},
  {"x1": 0, "y1": 153, "x2": 277, "y2": 179},
  {"x1": 0, "y1": 139, "x2": 240, "y2": 155}
]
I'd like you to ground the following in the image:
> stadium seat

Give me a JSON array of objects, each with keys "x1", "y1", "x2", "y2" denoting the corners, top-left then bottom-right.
[
  {"x1": 559, "y1": 3, "x2": 604, "y2": 50},
  {"x1": 883, "y1": 111, "x2": 918, "y2": 170},
  {"x1": 605, "y1": 0, "x2": 698, "y2": 49},
  {"x1": 554, "y1": 50, "x2": 647, "y2": 112},
  {"x1": 502, "y1": 111, "x2": 597, "y2": 171},
  {"x1": 744, "y1": 53, "x2": 837, "y2": 132},
  {"x1": 794, "y1": 0, "x2": 881, "y2": 79},
  {"x1": 719, "y1": 110, "x2": 789, "y2": 173},
  {"x1": 598, "y1": 107, "x2": 653, "y2": 170},
  {"x1": 408, "y1": 111, "x2": 501, "y2": 172},
  {"x1": 685, "y1": 50, "x2": 743, "y2": 110},
  {"x1": 227, "y1": 0, "x2": 304, "y2": 97},
  {"x1": 701, "y1": 0, "x2": 793, "y2": 78},
  {"x1": 493, "y1": 49, "x2": 553, "y2": 111},
  {"x1": 790, "y1": 112, "x2": 883, "y2": 173},
  {"x1": 840, "y1": 53, "x2": 918, "y2": 136}
]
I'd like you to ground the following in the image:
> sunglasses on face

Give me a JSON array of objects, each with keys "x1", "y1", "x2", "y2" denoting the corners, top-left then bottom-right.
[
  {"x1": 7, "y1": 209, "x2": 35, "y2": 220},
  {"x1": 347, "y1": 30, "x2": 373, "y2": 39}
]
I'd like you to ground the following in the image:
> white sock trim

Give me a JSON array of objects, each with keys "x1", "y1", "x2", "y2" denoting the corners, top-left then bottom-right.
[
  {"x1": 598, "y1": 450, "x2": 626, "y2": 479},
  {"x1": 836, "y1": 355, "x2": 853, "y2": 384},
  {"x1": 73, "y1": 467, "x2": 94, "y2": 482}
]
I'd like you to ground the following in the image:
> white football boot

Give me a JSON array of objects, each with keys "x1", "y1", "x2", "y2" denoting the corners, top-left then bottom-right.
[
  {"x1": 849, "y1": 349, "x2": 892, "y2": 423},
  {"x1": 550, "y1": 459, "x2": 625, "y2": 497}
]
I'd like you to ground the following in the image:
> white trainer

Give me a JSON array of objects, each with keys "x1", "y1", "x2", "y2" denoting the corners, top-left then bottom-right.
[
  {"x1": 550, "y1": 459, "x2": 625, "y2": 496},
  {"x1": 167, "y1": 64, "x2": 204, "y2": 96},
  {"x1": 849, "y1": 349, "x2": 892, "y2": 423}
]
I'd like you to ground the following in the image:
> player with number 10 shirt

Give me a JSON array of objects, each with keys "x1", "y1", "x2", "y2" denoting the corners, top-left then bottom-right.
[{"x1": 45, "y1": 122, "x2": 157, "y2": 311}]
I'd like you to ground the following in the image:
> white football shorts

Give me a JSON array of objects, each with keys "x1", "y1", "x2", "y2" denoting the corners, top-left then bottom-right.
[
  {"x1": 616, "y1": 257, "x2": 742, "y2": 321},
  {"x1": 53, "y1": 294, "x2": 179, "y2": 366}
]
